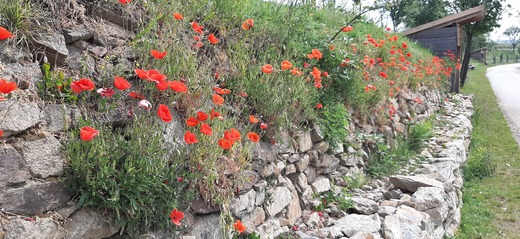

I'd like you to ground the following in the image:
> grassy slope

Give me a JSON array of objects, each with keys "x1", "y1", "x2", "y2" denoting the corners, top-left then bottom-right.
[{"x1": 457, "y1": 62, "x2": 520, "y2": 238}]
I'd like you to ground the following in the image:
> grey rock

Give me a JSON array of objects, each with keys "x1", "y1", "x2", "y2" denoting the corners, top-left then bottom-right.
[
  {"x1": 310, "y1": 124, "x2": 325, "y2": 143},
  {"x1": 0, "y1": 145, "x2": 31, "y2": 188},
  {"x1": 189, "y1": 198, "x2": 219, "y2": 215},
  {"x1": 0, "y1": 62, "x2": 41, "y2": 91},
  {"x1": 304, "y1": 166, "x2": 317, "y2": 183},
  {"x1": 311, "y1": 154, "x2": 335, "y2": 168},
  {"x1": 237, "y1": 170, "x2": 259, "y2": 193},
  {"x1": 92, "y1": 6, "x2": 138, "y2": 31},
  {"x1": 14, "y1": 135, "x2": 64, "y2": 178},
  {"x1": 266, "y1": 187, "x2": 292, "y2": 217},
  {"x1": 41, "y1": 104, "x2": 80, "y2": 133},
  {"x1": 395, "y1": 205, "x2": 423, "y2": 239},
  {"x1": 64, "y1": 208, "x2": 119, "y2": 239},
  {"x1": 322, "y1": 157, "x2": 340, "y2": 174},
  {"x1": 389, "y1": 175, "x2": 444, "y2": 193},
  {"x1": 88, "y1": 46, "x2": 108, "y2": 58},
  {"x1": 424, "y1": 204, "x2": 448, "y2": 226},
  {"x1": 295, "y1": 131, "x2": 313, "y2": 153},
  {"x1": 256, "y1": 219, "x2": 282, "y2": 239},
  {"x1": 285, "y1": 163, "x2": 297, "y2": 175},
  {"x1": 383, "y1": 214, "x2": 403, "y2": 239},
  {"x1": 0, "y1": 98, "x2": 40, "y2": 137},
  {"x1": 231, "y1": 189, "x2": 256, "y2": 215},
  {"x1": 351, "y1": 197, "x2": 379, "y2": 215},
  {"x1": 350, "y1": 231, "x2": 382, "y2": 239},
  {"x1": 305, "y1": 212, "x2": 321, "y2": 227},
  {"x1": 378, "y1": 206, "x2": 397, "y2": 217},
  {"x1": 412, "y1": 187, "x2": 445, "y2": 211},
  {"x1": 295, "y1": 154, "x2": 310, "y2": 172},
  {"x1": 241, "y1": 207, "x2": 266, "y2": 233},
  {"x1": 288, "y1": 173, "x2": 308, "y2": 193},
  {"x1": 30, "y1": 32, "x2": 69, "y2": 66},
  {"x1": 285, "y1": 186, "x2": 302, "y2": 225},
  {"x1": 4, "y1": 218, "x2": 66, "y2": 239},
  {"x1": 334, "y1": 214, "x2": 381, "y2": 237},
  {"x1": 65, "y1": 45, "x2": 96, "y2": 72},
  {"x1": 0, "y1": 181, "x2": 73, "y2": 215},
  {"x1": 288, "y1": 154, "x2": 301, "y2": 163},
  {"x1": 252, "y1": 141, "x2": 279, "y2": 163},
  {"x1": 189, "y1": 214, "x2": 225, "y2": 239},
  {"x1": 311, "y1": 176, "x2": 330, "y2": 194},
  {"x1": 63, "y1": 27, "x2": 93, "y2": 43},
  {"x1": 384, "y1": 189, "x2": 403, "y2": 200},
  {"x1": 314, "y1": 141, "x2": 329, "y2": 154},
  {"x1": 162, "y1": 110, "x2": 187, "y2": 155},
  {"x1": 91, "y1": 20, "x2": 135, "y2": 47},
  {"x1": 338, "y1": 153, "x2": 361, "y2": 167}
]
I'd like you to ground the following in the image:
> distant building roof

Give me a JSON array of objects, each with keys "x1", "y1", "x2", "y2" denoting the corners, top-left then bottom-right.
[
  {"x1": 402, "y1": 5, "x2": 486, "y2": 36},
  {"x1": 471, "y1": 47, "x2": 490, "y2": 53}
]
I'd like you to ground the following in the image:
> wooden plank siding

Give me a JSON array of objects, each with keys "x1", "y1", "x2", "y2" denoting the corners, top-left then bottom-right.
[
  {"x1": 402, "y1": 5, "x2": 485, "y2": 36},
  {"x1": 407, "y1": 26, "x2": 458, "y2": 57}
]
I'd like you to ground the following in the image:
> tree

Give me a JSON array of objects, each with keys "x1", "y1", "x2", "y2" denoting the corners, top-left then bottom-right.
[
  {"x1": 403, "y1": 0, "x2": 448, "y2": 27},
  {"x1": 382, "y1": 0, "x2": 413, "y2": 31},
  {"x1": 452, "y1": 0, "x2": 506, "y2": 89},
  {"x1": 504, "y1": 26, "x2": 520, "y2": 53}
]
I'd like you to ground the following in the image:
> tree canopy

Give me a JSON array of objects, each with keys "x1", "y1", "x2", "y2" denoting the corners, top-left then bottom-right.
[{"x1": 504, "y1": 26, "x2": 520, "y2": 53}]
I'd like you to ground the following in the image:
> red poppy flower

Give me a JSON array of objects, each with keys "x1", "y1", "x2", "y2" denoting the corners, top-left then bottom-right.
[
  {"x1": 213, "y1": 87, "x2": 231, "y2": 95},
  {"x1": 169, "y1": 81, "x2": 188, "y2": 93},
  {"x1": 186, "y1": 116, "x2": 199, "y2": 127},
  {"x1": 239, "y1": 91, "x2": 248, "y2": 97},
  {"x1": 218, "y1": 138, "x2": 234, "y2": 150},
  {"x1": 311, "y1": 67, "x2": 321, "y2": 80},
  {"x1": 145, "y1": 70, "x2": 167, "y2": 83},
  {"x1": 156, "y1": 79, "x2": 169, "y2": 91},
  {"x1": 0, "y1": 129, "x2": 3, "y2": 138},
  {"x1": 247, "y1": 132, "x2": 260, "y2": 143},
  {"x1": 96, "y1": 88, "x2": 115, "y2": 98},
  {"x1": 200, "y1": 123, "x2": 212, "y2": 135},
  {"x1": 261, "y1": 64, "x2": 273, "y2": 74},
  {"x1": 114, "y1": 76, "x2": 131, "y2": 90},
  {"x1": 307, "y1": 49, "x2": 322, "y2": 60},
  {"x1": 173, "y1": 13, "x2": 183, "y2": 20},
  {"x1": 233, "y1": 220, "x2": 246, "y2": 233},
  {"x1": 0, "y1": 27, "x2": 14, "y2": 40},
  {"x1": 379, "y1": 72, "x2": 388, "y2": 79},
  {"x1": 316, "y1": 103, "x2": 323, "y2": 109},
  {"x1": 71, "y1": 78, "x2": 95, "y2": 94},
  {"x1": 260, "y1": 123, "x2": 268, "y2": 130},
  {"x1": 291, "y1": 68, "x2": 302, "y2": 76},
  {"x1": 242, "y1": 19, "x2": 254, "y2": 30},
  {"x1": 228, "y1": 128, "x2": 241, "y2": 141},
  {"x1": 191, "y1": 22, "x2": 204, "y2": 34},
  {"x1": 401, "y1": 42, "x2": 407, "y2": 48},
  {"x1": 184, "y1": 131, "x2": 198, "y2": 144},
  {"x1": 80, "y1": 126, "x2": 99, "y2": 141},
  {"x1": 208, "y1": 34, "x2": 218, "y2": 44},
  {"x1": 151, "y1": 50, "x2": 167, "y2": 59},
  {"x1": 118, "y1": 0, "x2": 130, "y2": 4},
  {"x1": 0, "y1": 79, "x2": 17, "y2": 94},
  {"x1": 135, "y1": 68, "x2": 147, "y2": 79},
  {"x1": 128, "y1": 91, "x2": 145, "y2": 100},
  {"x1": 210, "y1": 108, "x2": 220, "y2": 120},
  {"x1": 197, "y1": 111, "x2": 208, "y2": 121},
  {"x1": 249, "y1": 115, "x2": 259, "y2": 124},
  {"x1": 194, "y1": 35, "x2": 200, "y2": 41},
  {"x1": 281, "y1": 60, "x2": 293, "y2": 70},
  {"x1": 157, "y1": 104, "x2": 173, "y2": 122},
  {"x1": 170, "y1": 209, "x2": 184, "y2": 226},
  {"x1": 342, "y1": 25, "x2": 354, "y2": 32},
  {"x1": 212, "y1": 94, "x2": 224, "y2": 105}
]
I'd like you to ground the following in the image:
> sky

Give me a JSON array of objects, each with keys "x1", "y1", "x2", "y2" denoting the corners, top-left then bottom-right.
[
  {"x1": 312, "y1": 0, "x2": 519, "y2": 42},
  {"x1": 489, "y1": 0, "x2": 520, "y2": 41}
]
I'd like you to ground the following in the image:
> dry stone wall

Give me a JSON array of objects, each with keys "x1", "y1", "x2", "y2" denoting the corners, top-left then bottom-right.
[{"x1": 0, "y1": 6, "x2": 474, "y2": 238}]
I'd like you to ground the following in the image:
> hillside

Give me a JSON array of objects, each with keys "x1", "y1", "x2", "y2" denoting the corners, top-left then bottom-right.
[{"x1": 0, "y1": 0, "x2": 466, "y2": 238}]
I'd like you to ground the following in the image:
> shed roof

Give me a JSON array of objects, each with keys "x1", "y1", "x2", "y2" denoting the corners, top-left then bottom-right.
[
  {"x1": 402, "y1": 5, "x2": 486, "y2": 36},
  {"x1": 471, "y1": 47, "x2": 490, "y2": 53}
]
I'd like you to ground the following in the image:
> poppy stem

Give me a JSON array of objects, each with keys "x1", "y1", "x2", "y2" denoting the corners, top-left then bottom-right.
[{"x1": 328, "y1": 6, "x2": 380, "y2": 44}]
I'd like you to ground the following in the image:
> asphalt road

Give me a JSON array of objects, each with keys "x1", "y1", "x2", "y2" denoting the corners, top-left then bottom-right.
[{"x1": 487, "y1": 63, "x2": 520, "y2": 145}]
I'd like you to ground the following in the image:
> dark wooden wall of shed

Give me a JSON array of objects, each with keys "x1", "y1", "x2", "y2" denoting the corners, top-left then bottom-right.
[{"x1": 407, "y1": 26, "x2": 458, "y2": 57}]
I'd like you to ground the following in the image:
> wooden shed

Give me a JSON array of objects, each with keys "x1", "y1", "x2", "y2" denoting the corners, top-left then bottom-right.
[
  {"x1": 402, "y1": 5, "x2": 486, "y2": 93},
  {"x1": 470, "y1": 47, "x2": 490, "y2": 64}
]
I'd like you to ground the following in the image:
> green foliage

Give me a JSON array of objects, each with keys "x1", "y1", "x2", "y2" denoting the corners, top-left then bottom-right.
[
  {"x1": 234, "y1": 232, "x2": 261, "y2": 239},
  {"x1": 64, "y1": 116, "x2": 196, "y2": 236},
  {"x1": 365, "y1": 121, "x2": 431, "y2": 177},
  {"x1": 313, "y1": 187, "x2": 353, "y2": 212},
  {"x1": 317, "y1": 102, "x2": 349, "y2": 148},
  {"x1": 463, "y1": 145, "x2": 496, "y2": 182},
  {"x1": 37, "y1": 63, "x2": 77, "y2": 102},
  {"x1": 406, "y1": 121, "x2": 432, "y2": 153},
  {"x1": 0, "y1": 0, "x2": 46, "y2": 46},
  {"x1": 274, "y1": 232, "x2": 301, "y2": 239},
  {"x1": 343, "y1": 172, "x2": 369, "y2": 190},
  {"x1": 402, "y1": 0, "x2": 447, "y2": 27}
]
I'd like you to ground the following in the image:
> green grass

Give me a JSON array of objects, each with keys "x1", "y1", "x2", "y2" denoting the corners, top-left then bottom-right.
[{"x1": 456, "y1": 62, "x2": 520, "y2": 238}]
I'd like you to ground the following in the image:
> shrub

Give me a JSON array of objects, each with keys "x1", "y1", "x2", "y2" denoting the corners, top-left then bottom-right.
[{"x1": 317, "y1": 102, "x2": 349, "y2": 148}]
